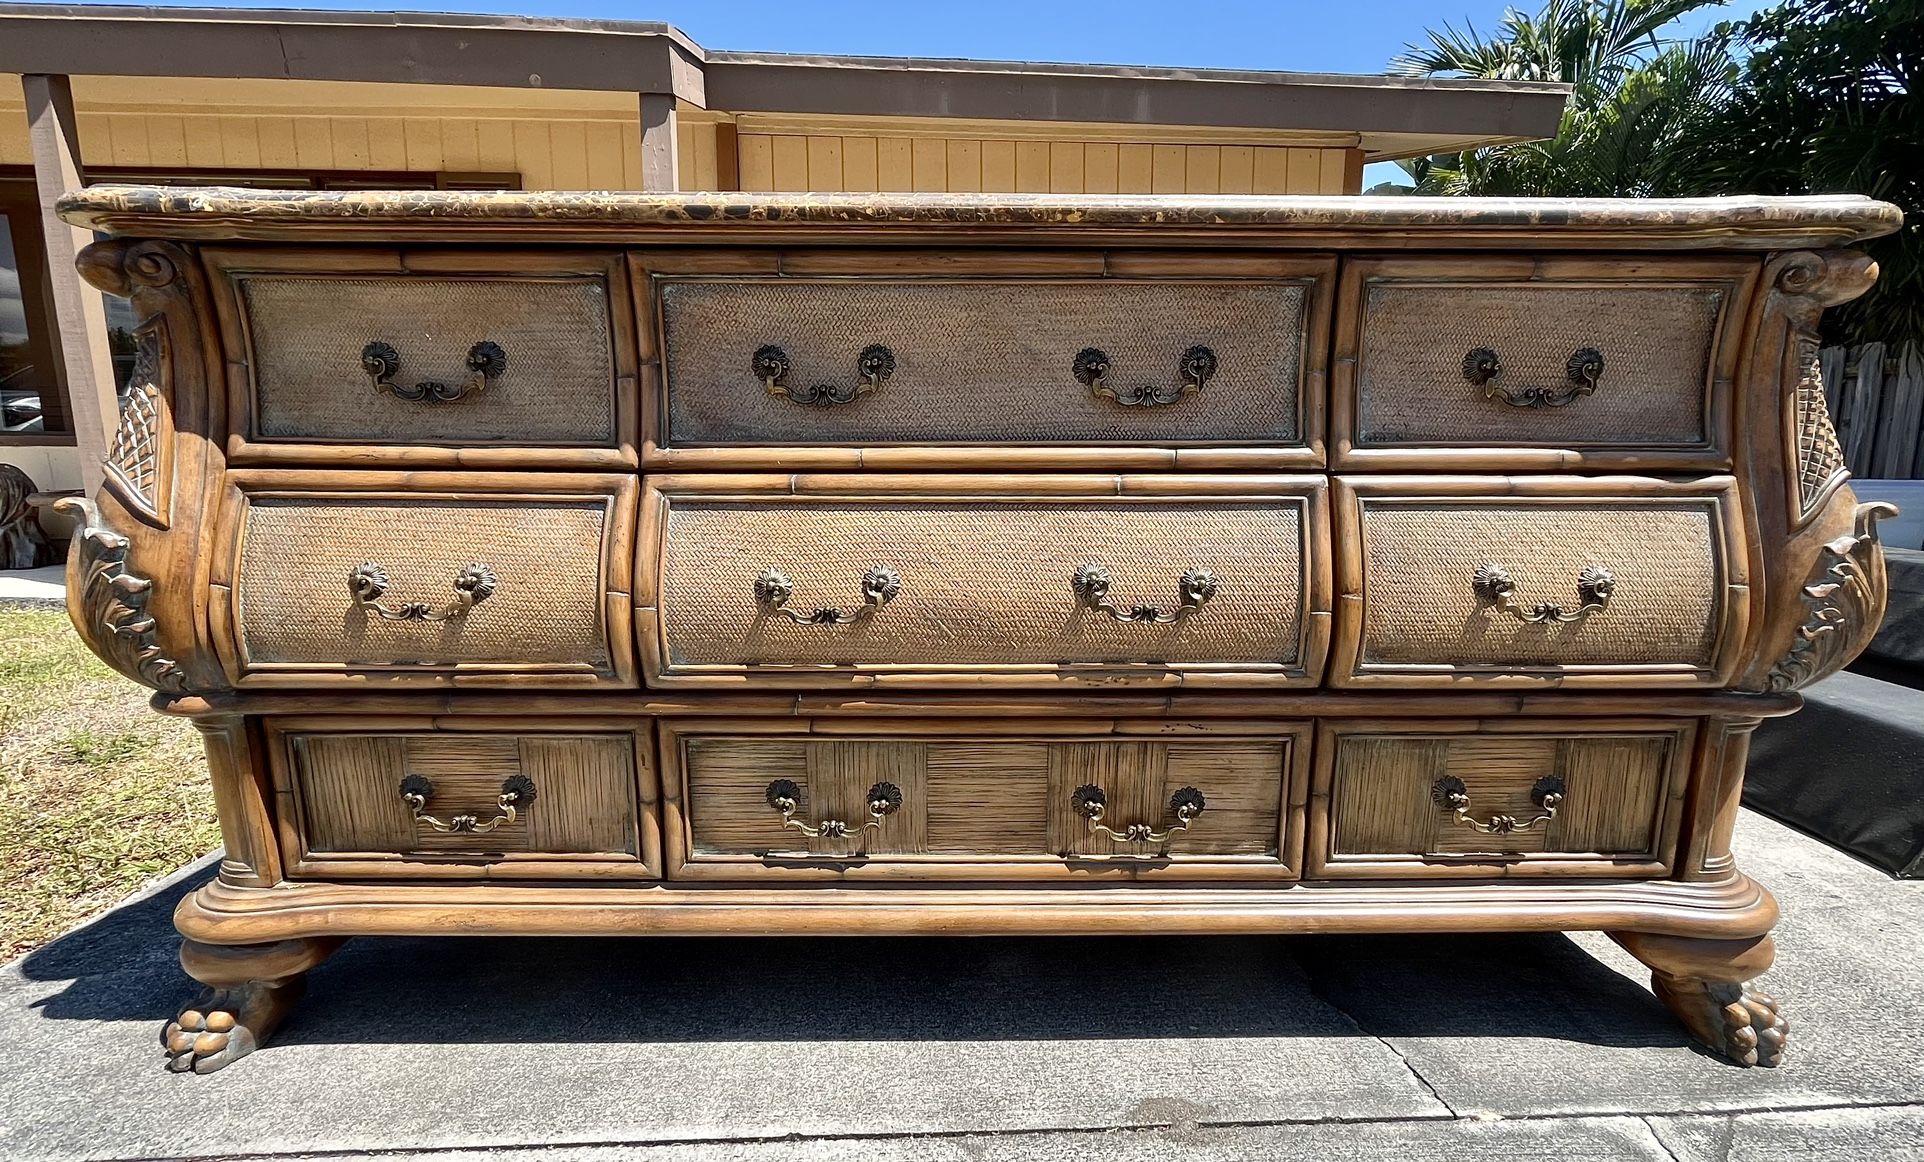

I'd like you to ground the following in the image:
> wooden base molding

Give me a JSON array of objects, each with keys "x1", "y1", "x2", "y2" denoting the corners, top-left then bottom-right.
[{"x1": 177, "y1": 873, "x2": 1779, "y2": 943}]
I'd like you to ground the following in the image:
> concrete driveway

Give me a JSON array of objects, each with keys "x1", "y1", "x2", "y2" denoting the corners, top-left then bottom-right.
[{"x1": 2, "y1": 810, "x2": 1920, "y2": 1162}]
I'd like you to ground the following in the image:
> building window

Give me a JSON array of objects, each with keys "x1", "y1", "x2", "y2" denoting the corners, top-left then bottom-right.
[{"x1": 0, "y1": 184, "x2": 66, "y2": 437}]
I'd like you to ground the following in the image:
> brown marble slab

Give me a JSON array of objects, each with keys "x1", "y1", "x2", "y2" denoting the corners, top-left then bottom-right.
[{"x1": 57, "y1": 186, "x2": 1902, "y2": 250}]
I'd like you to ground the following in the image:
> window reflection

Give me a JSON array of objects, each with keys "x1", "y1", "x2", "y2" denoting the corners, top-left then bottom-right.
[{"x1": 1, "y1": 213, "x2": 49, "y2": 433}]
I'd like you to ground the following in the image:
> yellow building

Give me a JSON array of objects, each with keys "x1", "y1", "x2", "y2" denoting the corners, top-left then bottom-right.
[{"x1": 0, "y1": 5, "x2": 1566, "y2": 501}]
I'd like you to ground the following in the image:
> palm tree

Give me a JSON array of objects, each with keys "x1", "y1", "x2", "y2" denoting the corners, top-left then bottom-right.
[{"x1": 1374, "y1": 0, "x2": 1734, "y2": 197}]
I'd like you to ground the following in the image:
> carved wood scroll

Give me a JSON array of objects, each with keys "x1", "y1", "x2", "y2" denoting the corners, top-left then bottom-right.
[
  {"x1": 53, "y1": 496, "x2": 187, "y2": 692},
  {"x1": 1765, "y1": 501, "x2": 1899, "y2": 692}
]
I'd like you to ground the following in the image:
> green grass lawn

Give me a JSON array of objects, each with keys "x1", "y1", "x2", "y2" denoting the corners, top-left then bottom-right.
[{"x1": 0, "y1": 607, "x2": 216, "y2": 962}]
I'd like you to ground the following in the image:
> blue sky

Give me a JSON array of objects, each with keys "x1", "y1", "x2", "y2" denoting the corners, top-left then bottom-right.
[
  {"x1": 118, "y1": 0, "x2": 1769, "y2": 70},
  {"x1": 110, "y1": 0, "x2": 1774, "y2": 188}
]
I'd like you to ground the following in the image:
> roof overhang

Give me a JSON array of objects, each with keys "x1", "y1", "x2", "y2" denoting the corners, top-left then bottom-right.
[{"x1": 0, "y1": 4, "x2": 1570, "y2": 159}]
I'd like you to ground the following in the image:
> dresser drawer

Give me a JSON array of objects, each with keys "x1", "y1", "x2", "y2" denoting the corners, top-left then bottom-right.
[
  {"x1": 1308, "y1": 720, "x2": 1694, "y2": 878},
  {"x1": 641, "y1": 475, "x2": 1331, "y2": 688},
  {"x1": 1332, "y1": 477, "x2": 1748, "y2": 687},
  {"x1": 1333, "y1": 256, "x2": 1757, "y2": 469},
  {"x1": 642, "y1": 251, "x2": 1332, "y2": 469},
  {"x1": 662, "y1": 719, "x2": 1307, "y2": 880},
  {"x1": 208, "y1": 249, "x2": 637, "y2": 466},
  {"x1": 214, "y1": 472, "x2": 639, "y2": 687},
  {"x1": 267, "y1": 720, "x2": 657, "y2": 879}
]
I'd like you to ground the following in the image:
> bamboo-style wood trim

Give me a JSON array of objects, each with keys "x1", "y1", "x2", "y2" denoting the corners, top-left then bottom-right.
[
  {"x1": 214, "y1": 471, "x2": 639, "y2": 688},
  {"x1": 629, "y1": 248, "x2": 1335, "y2": 472},
  {"x1": 655, "y1": 717, "x2": 1311, "y2": 882},
  {"x1": 1329, "y1": 254, "x2": 1760, "y2": 471},
  {"x1": 261, "y1": 716, "x2": 663, "y2": 880},
  {"x1": 1303, "y1": 717, "x2": 1696, "y2": 880},
  {"x1": 200, "y1": 246, "x2": 639, "y2": 468},
  {"x1": 639, "y1": 473, "x2": 1332, "y2": 689},
  {"x1": 150, "y1": 689, "x2": 1805, "y2": 719},
  {"x1": 1329, "y1": 474, "x2": 1752, "y2": 689}
]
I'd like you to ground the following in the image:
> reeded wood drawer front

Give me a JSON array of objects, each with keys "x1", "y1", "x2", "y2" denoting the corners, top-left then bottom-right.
[
  {"x1": 1333, "y1": 256, "x2": 1757, "y2": 469},
  {"x1": 662, "y1": 719, "x2": 1308, "y2": 880},
  {"x1": 1308, "y1": 720, "x2": 1694, "y2": 878},
  {"x1": 267, "y1": 720, "x2": 657, "y2": 879},
  {"x1": 1333, "y1": 476, "x2": 1748, "y2": 688},
  {"x1": 208, "y1": 249, "x2": 637, "y2": 466},
  {"x1": 215, "y1": 472, "x2": 638, "y2": 687},
  {"x1": 641, "y1": 475, "x2": 1331, "y2": 688},
  {"x1": 641, "y1": 252, "x2": 1332, "y2": 468}
]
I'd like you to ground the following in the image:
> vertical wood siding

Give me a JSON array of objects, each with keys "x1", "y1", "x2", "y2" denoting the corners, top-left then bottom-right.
[
  {"x1": 733, "y1": 134, "x2": 1359, "y2": 194},
  {"x1": 0, "y1": 105, "x2": 1359, "y2": 194}
]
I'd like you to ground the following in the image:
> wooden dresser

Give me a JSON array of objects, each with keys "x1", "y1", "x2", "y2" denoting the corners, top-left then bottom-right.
[{"x1": 54, "y1": 187, "x2": 1901, "y2": 1073}]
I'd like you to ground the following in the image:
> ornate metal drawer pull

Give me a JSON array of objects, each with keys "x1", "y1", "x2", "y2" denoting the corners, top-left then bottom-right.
[
  {"x1": 1461, "y1": 346, "x2": 1605, "y2": 408},
  {"x1": 1472, "y1": 563, "x2": 1614, "y2": 624},
  {"x1": 399, "y1": 773, "x2": 535, "y2": 834},
  {"x1": 361, "y1": 340, "x2": 505, "y2": 403},
  {"x1": 753, "y1": 343, "x2": 895, "y2": 405},
  {"x1": 1072, "y1": 344, "x2": 1217, "y2": 406},
  {"x1": 1071, "y1": 564, "x2": 1218, "y2": 624},
  {"x1": 349, "y1": 562, "x2": 497, "y2": 622},
  {"x1": 1431, "y1": 775, "x2": 1565, "y2": 835},
  {"x1": 764, "y1": 779, "x2": 903, "y2": 838},
  {"x1": 754, "y1": 566, "x2": 900, "y2": 624},
  {"x1": 1071, "y1": 785, "x2": 1207, "y2": 844}
]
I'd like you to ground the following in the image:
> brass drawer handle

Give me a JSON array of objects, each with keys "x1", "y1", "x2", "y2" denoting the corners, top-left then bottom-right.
[
  {"x1": 361, "y1": 340, "x2": 505, "y2": 403},
  {"x1": 1431, "y1": 775, "x2": 1565, "y2": 835},
  {"x1": 1461, "y1": 345, "x2": 1604, "y2": 408},
  {"x1": 1071, "y1": 784, "x2": 1207, "y2": 844},
  {"x1": 764, "y1": 778, "x2": 903, "y2": 838},
  {"x1": 1072, "y1": 564, "x2": 1218, "y2": 624},
  {"x1": 1472, "y1": 563, "x2": 1614, "y2": 624},
  {"x1": 399, "y1": 773, "x2": 535, "y2": 834},
  {"x1": 754, "y1": 566, "x2": 900, "y2": 624},
  {"x1": 753, "y1": 343, "x2": 895, "y2": 405},
  {"x1": 1072, "y1": 344, "x2": 1217, "y2": 406},
  {"x1": 349, "y1": 562, "x2": 497, "y2": 622}
]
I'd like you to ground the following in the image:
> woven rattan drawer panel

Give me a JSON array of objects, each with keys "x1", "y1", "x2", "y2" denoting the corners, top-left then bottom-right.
[
  {"x1": 647, "y1": 253, "x2": 1332, "y2": 465},
  {"x1": 642, "y1": 475, "x2": 1331, "y2": 688},
  {"x1": 268, "y1": 721, "x2": 656, "y2": 879},
  {"x1": 1333, "y1": 477, "x2": 1748, "y2": 687},
  {"x1": 662, "y1": 719, "x2": 1307, "y2": 880},
  {"x1": 208, "y1": 249, "x2": 632, "y2": 459},
  {"x1": 1333, "y1": 256, "x2": 1758, "y2": 469},
  {"x1": 217, "y1": 473, "x2": 638, "y2": 687},
  {"x1": 1307, "y1": 719, "x2": 1693, "y2": 878}
]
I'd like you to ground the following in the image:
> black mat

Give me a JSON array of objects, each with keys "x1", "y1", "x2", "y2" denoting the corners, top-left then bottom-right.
[{"x1": 1748, "y1": 670, "x2": 1924, "y2": 878}]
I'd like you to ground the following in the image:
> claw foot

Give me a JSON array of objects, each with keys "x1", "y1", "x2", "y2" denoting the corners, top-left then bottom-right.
[
  {"x1": 161, "y1": 979, "x2": 302, "y2": 1074},
  {"x1": 1653, "y1": 976, "x2": 1789, "y2": 1068}
]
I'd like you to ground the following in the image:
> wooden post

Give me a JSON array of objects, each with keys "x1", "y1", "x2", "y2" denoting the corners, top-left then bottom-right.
[
  {"x1": 639, "y1": 93, "x2": 680, "y2": 192},
  {"x1": 23, "y1": 73, "x2": 118, "y2": 496}
]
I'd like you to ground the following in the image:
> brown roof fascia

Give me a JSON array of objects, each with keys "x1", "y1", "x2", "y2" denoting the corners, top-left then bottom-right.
[
  {"x1": 0, "y1": 5, "x2": 1567, "y2": 140},
  {"x1": 0, "y1": 5, "x2": 708, "y2": 101}
]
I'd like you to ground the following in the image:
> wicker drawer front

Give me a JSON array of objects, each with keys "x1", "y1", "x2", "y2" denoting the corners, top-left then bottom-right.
[
  {"x1": 649, "y1": 254, "x2": 1330, "y2": 464},
  {"x1": 1334, "y1": 477, "x2": 1747, "y2": 687},
  {"x1": 210, "y1": 250, "x2": 631, "y2": 458},
  {"x1": 643, "y1": 476, "x2": 1330, "y2": 688},
  {"x1": 664, "y1": 720, "x2": 1306, "y2": 879},
  {"x1": 219, "y1": 473, "x2": 637, "y2": 686},
  {"x1": 270, "y1": 722, "x2": 654, "y2": 878},
  {"x1": 1334, "y1": 257, "x2": 1757, "y2": 468},
  {"x1": 1309, "y1": 720, "x2": 1693, "y2": 878}
]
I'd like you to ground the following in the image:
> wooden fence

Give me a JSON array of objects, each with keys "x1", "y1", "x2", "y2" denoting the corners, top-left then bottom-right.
[{"x1": 1822, "y1": 341, "x2": 1924, "y2": 480}]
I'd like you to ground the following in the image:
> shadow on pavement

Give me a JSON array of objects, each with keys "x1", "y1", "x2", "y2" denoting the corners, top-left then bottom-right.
[{"x1": 16, "y1": 865, "x2": 1690, "y2": 1052}]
